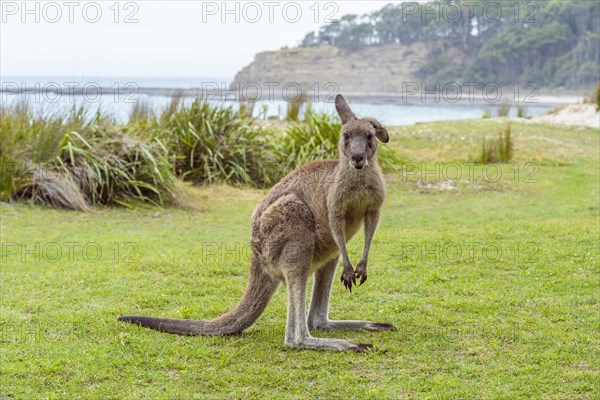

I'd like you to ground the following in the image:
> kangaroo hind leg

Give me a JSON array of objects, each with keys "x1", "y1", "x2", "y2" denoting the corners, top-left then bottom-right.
[
  {"x1": 262, "y1": 194, "x2": 372, "y2": 352},
  {"x1": 308, "y1": 258, "x2": 396, "y2": 332}
]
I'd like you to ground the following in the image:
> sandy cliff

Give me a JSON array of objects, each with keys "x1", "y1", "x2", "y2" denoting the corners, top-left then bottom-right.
[{"x1": 232, "y1": 43, "x2": 445, "y2": 94}]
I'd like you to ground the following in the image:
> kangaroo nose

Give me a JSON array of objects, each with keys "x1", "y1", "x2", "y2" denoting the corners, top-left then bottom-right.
[{"x1": 352, "y1": 155, "x2": 364, "y2": 163}]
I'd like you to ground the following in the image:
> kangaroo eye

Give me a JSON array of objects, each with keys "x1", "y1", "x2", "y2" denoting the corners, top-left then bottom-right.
[
  {"x1": 343, "y1": 134, "x2": 350, "y2": 141},
  {"x1": 367, "y1": 134, "x2": 373, "y2": 141}
]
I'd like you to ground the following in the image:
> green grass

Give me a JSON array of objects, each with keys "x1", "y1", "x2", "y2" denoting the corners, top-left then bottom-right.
[{"x1": 1, "y1": 119, "x2": 598, "y2": 399}]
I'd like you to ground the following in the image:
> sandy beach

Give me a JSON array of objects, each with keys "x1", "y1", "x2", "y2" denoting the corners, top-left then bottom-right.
[{"x1": 532, "y1": 104, "x2": 600, "y2": 129}]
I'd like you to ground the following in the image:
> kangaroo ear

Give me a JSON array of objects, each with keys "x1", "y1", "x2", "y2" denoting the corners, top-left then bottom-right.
[
  {"x1": 363, "y1": 117, "x2": 389, "y2": 143},
  {"x1": 335, "y1": 94, "x2": 356, "y2": 124}
]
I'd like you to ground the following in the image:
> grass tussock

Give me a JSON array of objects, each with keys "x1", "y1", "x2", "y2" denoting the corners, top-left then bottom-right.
[
  {"x1": 150, "y1": 98, "x2": 279, "y2": 187},
  {"x1": 479, "y1": 124, "x2": 514, "y2": 164},
  {"x1": 1, "y1": 99, "x2": 404, "y2": 210},
  {"x1": 279, "y1": 112, "x2": 340, "y2": 170},
  {"x1": 0, "y1": 105, "x2": 174, "y2": 210},
  {"x1": 56, "y1": 128, "x2": 174, "y2": 208}
]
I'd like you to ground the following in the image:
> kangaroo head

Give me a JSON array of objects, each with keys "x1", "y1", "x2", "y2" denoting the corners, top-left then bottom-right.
[{"x1": 335, "y1": 94, "x2": 389, "y2": 170}]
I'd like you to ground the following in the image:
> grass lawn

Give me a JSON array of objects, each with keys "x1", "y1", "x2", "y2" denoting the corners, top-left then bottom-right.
[{"x1": 1, "y1": 119, "x2": 598, "y2": 399}]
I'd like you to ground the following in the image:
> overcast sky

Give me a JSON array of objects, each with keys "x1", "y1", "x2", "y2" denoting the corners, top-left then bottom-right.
[{"x1": 1, "y1": 1, "x2": 396, "y2": 79}]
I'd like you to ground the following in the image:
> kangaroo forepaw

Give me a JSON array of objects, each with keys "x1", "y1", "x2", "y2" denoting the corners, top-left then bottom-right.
[
  {"x1": 354, "y1": 266, "x2": 367, "y2": 286},
  {"x1": 341, "y1": 268, "x2": 356, "y2": 292}
]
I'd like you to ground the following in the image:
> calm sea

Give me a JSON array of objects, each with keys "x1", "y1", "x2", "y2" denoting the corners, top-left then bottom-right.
[{"x1": 1, "y1": 76, "x2": 554, "y2": 125}]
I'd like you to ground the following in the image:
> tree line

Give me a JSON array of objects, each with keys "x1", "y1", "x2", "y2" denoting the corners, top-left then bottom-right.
[{"x1": 301, "y1": 0, "x2": 599, "y2": 89}]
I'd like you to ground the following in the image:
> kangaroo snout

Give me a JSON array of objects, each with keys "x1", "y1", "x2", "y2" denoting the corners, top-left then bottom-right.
[
  {"x1": 349, "y1": 138, "x2": 368, "y2": 169},
  {"x1": 351, "y1": 154, "x2": 366, "y2": 169}
]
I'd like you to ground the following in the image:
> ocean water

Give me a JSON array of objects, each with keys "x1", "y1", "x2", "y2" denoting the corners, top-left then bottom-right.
[{"x1": 1, "y1": 76, "x2": 553, "y2": 125}]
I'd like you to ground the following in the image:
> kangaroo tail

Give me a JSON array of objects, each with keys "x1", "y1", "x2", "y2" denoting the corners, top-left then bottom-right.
[{"x1": 118, "y1": 256, "x2": 278, "y2": 336}]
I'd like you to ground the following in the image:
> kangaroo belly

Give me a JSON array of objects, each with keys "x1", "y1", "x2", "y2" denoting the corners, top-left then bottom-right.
[
  {"x1": 313, "y1": 226, "x2": 339, "y2": 264},
  {"x1": 345, "y1": 221, "x2": 362, "y2": 242},
  {"x1": 312, "y1": 212, "x2": 363, "y2": 267}
]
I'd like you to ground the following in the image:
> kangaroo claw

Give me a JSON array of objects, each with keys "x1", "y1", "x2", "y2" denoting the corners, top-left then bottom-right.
[
  {"x1": 341, "y1": 268, "x2": 355, "y2": 292},
  {"x1": 355, "y1": 265, "x2": 367, "y2": 286}
]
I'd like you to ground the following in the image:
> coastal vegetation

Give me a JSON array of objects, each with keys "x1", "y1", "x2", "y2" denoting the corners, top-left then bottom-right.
[
  {"x1": 0, "y1": 100, "x2": 403, "y2": 209},
  {"x1": 301, "y1": 0, "x2": 600, "y2": 89}
]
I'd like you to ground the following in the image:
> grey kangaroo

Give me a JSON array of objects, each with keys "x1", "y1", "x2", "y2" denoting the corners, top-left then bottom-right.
[{"x1": 119, "y1": 94, "x2": 396, "y2": 352}]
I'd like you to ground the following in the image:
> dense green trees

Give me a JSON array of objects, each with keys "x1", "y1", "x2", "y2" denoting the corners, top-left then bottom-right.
[{"x1": 300, "y1": 0, "x2": 599, "y2": 88}]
